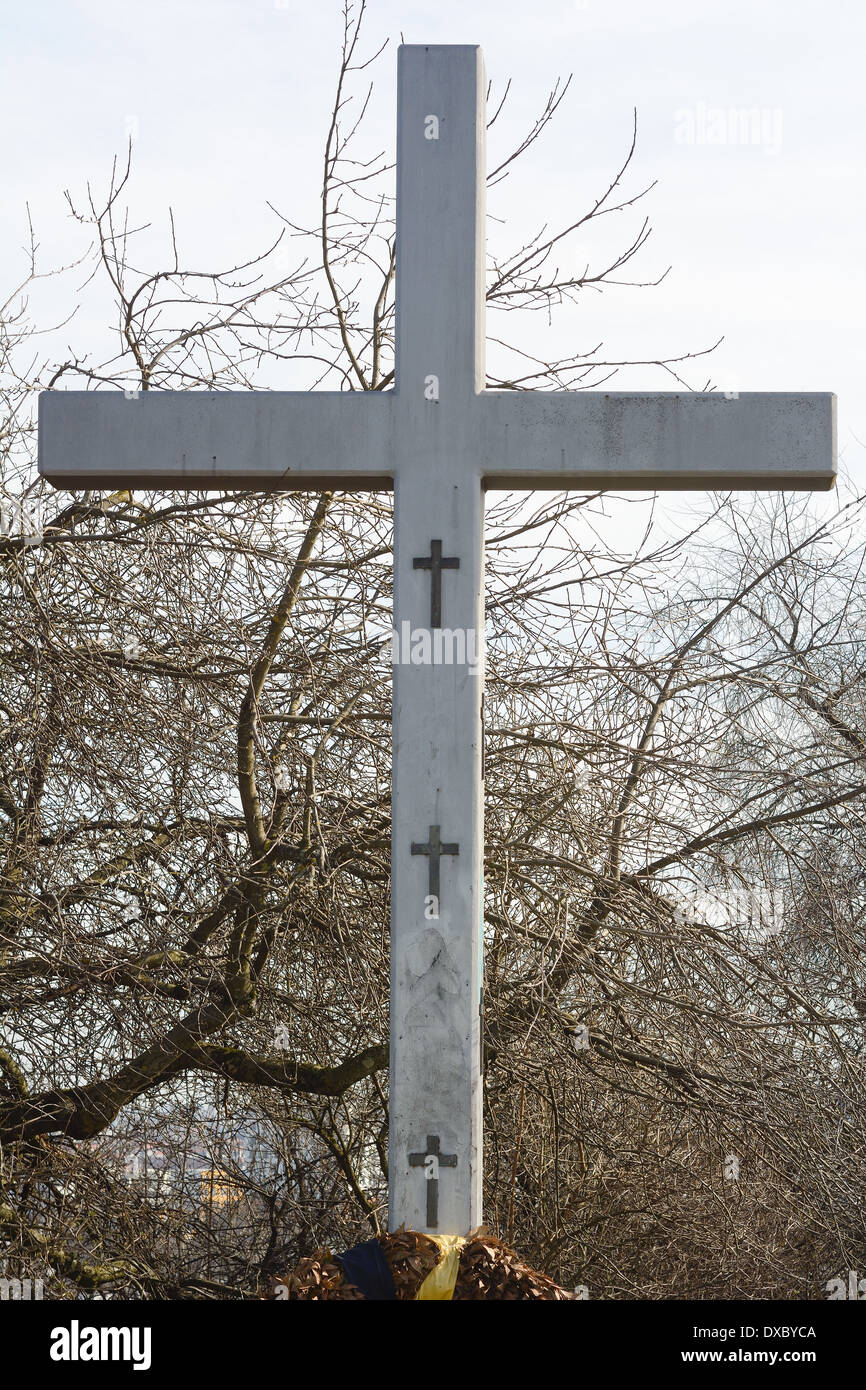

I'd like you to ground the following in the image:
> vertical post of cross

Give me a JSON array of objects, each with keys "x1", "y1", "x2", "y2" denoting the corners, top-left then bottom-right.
[{"x1": 390, "y1": 45, "x2": 486, "y2": 1234}]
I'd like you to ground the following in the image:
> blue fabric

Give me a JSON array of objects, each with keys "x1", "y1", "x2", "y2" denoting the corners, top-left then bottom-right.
[{"x1": 335, "y1": 1238, "x2": 397, "y2": 1300}]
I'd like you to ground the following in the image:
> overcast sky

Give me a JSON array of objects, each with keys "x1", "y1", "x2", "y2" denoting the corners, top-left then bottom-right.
[{"x1": 2, "y1": 0, "x2": 861, "y2": 501}]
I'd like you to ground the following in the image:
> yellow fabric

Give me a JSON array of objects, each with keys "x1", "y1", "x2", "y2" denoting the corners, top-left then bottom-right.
[{"x1": 416, "y1": 1234, "x2": 465, "y2": 1300}]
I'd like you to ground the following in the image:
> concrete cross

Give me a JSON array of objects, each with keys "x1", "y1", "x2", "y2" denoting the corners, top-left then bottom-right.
[{"x1": 38, "y1": 44, "x2": 836, "y2": 1237}]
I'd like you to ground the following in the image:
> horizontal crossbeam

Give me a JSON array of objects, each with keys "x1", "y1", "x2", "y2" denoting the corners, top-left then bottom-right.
[
  {"x1": 474, "y1": 390, "x2": 836, "y2": 491},
  {"x1": 40, "y1": 389, "x2": 836, "y2": 492},
  {"x1": 38, "y1": 390, "x2": 396, "y2": 490}
]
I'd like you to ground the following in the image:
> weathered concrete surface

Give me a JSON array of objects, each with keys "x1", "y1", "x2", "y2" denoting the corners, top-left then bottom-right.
[
  {"x1": 39, "y1": 386, "x2": 835, "y2": 492},
  {"x1": 476, "y1": 389, "x2": 836, "y2": 491},
  {"x1": 38, "y1": 390, "x2": 396, "y2": 489},
  {"x1": 389, "y1": 45, "x2": 485, "y2": 1234}
]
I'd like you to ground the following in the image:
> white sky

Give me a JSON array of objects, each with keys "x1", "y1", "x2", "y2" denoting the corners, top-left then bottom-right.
[{"x1": 2, "y1": 0, "x2": 862, "y2": 499}]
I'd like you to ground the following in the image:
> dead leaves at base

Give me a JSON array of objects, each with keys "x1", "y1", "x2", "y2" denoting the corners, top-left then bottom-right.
[
  {"x1": 453, "y1": 1233, "x2": 573, "y2": 1301},
  {"x1": 269, "y1": 1229, "x2": 574, "y2": 1301}
]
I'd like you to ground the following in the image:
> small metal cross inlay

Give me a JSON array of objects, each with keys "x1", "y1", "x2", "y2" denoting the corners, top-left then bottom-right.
[
  {"x1": 408, "y1": 1134, "x2": 458, "y2": 1227},
  {"x1": 411, "y1": 825, "x2": 459, "y2": 904},
  {"x1": 413, "y1": 539, "x2": 460, "y2": 629}
]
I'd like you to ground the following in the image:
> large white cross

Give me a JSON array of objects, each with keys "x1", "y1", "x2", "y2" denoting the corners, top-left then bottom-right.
[{"x1": 39, "y1": 45, "x2": 835, "y2": 1236}]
